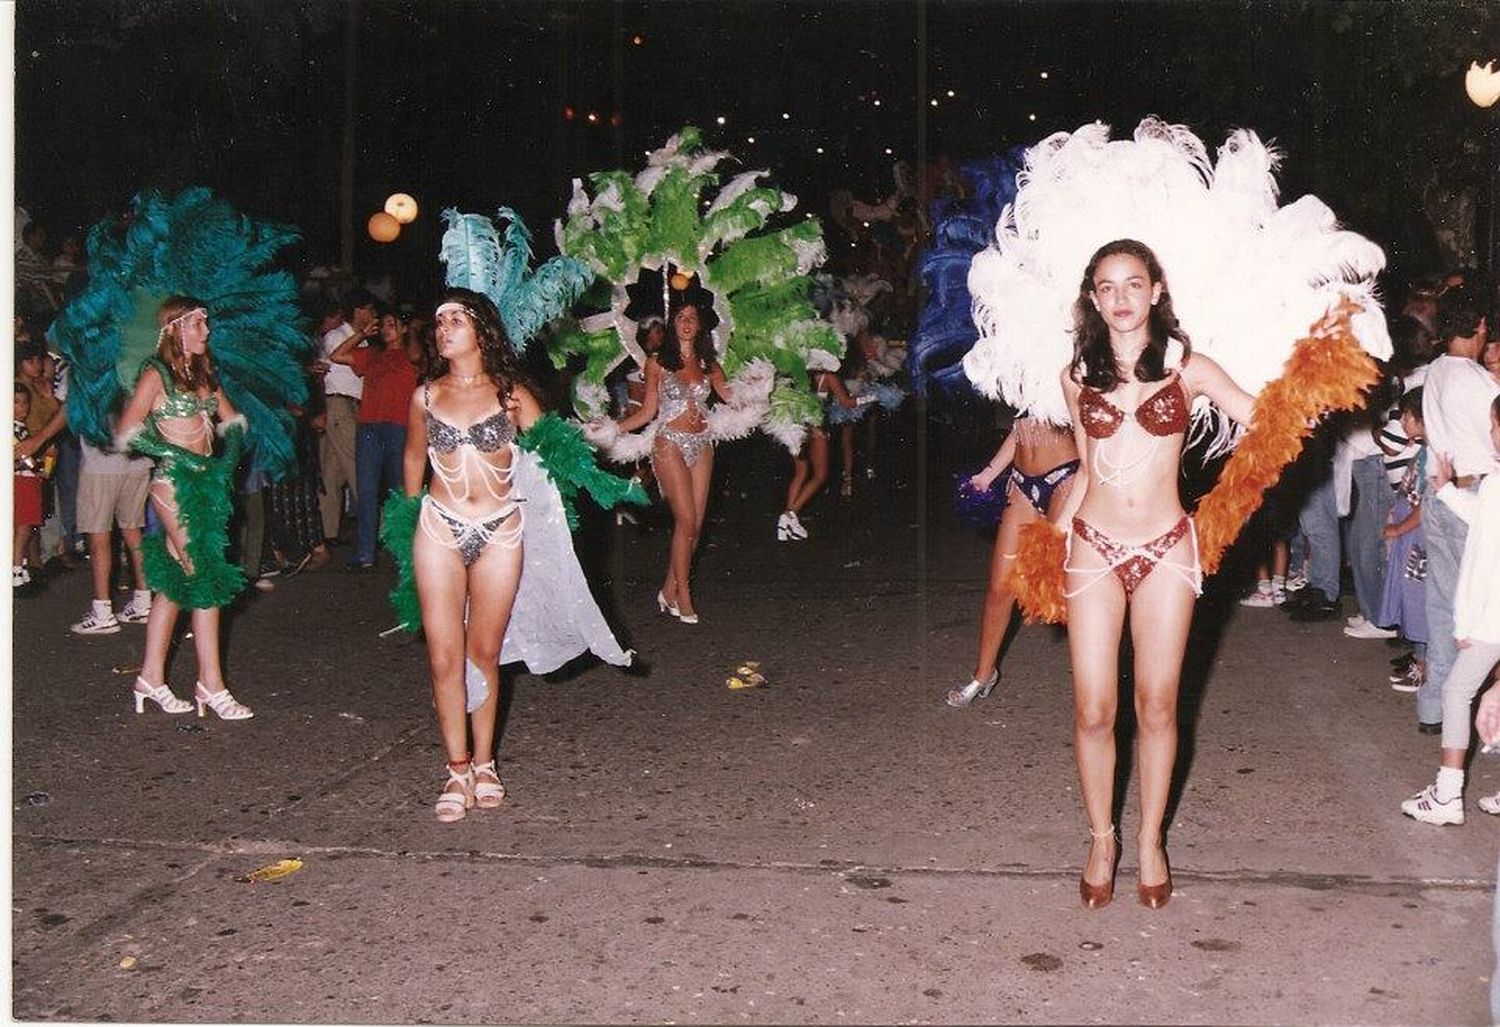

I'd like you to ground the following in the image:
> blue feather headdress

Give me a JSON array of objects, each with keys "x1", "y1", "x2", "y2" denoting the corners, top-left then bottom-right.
[
  {"x1": 48, "y1": 187, "x2": 310, "y2": 477},
  {"x1": 439, "y1": 208, "x2": 595, "y2": 348},
  {"x1": 907, "y1": 148, "x2": 1027, "y2": 401}
]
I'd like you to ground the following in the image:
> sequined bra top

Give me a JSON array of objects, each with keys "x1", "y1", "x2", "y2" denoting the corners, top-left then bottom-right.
[
  {"x1": 658, "y1": 372, "x2": 711, "y2": 422},
  {"x1": 423, "y1": 383, "x2": 515, "y2": 455},
  {"x1": 1078, "y1": 376, "x2": 1189, "y2": 440},
  {"x1": 144, "y1": 360, "x2": 217, "y2": 424}
]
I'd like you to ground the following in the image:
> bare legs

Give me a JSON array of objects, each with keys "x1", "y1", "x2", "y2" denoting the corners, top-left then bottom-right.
[
  {"x1": 971, "y1": 480, "x2": 1074, "y2": 681},
  {"x1": 138, "y1": 481, "x2": 231, "y2": 694},
  {"x1": 785, "y1": 430, "x2": 830, "y2": 515},
  {"x1": 652, "y1": 438, "x2": 713, "y2": 619},
  {"x1": 413, "y1": 512, "x2": 522, "y2": 809},
  {"x1": 1065, "y1": 526, "x2": 1195, "y2": 893}
]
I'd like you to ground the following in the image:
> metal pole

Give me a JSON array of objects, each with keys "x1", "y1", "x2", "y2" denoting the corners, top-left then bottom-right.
[{"x1": 339, "y1": 0, "x2": 359, "y2": 275}]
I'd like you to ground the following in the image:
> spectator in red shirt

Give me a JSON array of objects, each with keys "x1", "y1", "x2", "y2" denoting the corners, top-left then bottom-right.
[{"x1": 331, "y1": 308, "x2": 422, "y2": 569}]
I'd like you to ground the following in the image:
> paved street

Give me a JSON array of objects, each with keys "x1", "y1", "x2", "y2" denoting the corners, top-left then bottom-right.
[{"x1": 11, "y1": 427, "x2": 1498, "y2": 1024}]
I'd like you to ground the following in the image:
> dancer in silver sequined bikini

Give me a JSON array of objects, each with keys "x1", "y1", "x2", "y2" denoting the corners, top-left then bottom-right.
[{"x1": 613, "y1": 299, "x2": 734, "y2": 624}]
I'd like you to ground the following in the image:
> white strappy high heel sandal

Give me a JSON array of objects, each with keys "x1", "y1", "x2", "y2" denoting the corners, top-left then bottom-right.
[
  {"x1": 657, "y1": 590, "x2": 680, "y2": 617},
  {"x1": 945, "y1": 670, "x2": 999, "y2": 708},
  {"x1": 132, "y1": 676, "x2": 193, "y2": 715},
  {"x1": 472, "y1": 760, "x2": 506, "y2": 809},
  {"x1": 194, "y1": 682, "x2": 254, "y2": 720}
]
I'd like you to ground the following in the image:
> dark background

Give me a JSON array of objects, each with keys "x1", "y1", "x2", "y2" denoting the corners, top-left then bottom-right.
[{"x1": 15, "y1": 0, "x2": 1500, "y2": 293}]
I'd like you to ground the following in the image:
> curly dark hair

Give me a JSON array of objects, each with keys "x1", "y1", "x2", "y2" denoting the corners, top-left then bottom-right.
[
  {"x1": 657, "y1": 299, "x2": 719, "y2": 375},
  {"x1": 1069, "y1": 239, "x2": 1191, "y2": 391},
  {"x1": 431, "y1": 287, "x2": 533, "y2": 402}
]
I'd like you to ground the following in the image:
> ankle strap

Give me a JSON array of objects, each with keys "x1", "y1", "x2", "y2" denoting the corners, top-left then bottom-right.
[
  {"x1": 446, "y1": 755, "x2": 471, "y2": 771},
  {"x1": 1089, "y1": 823, "x2": 1116, "y2": 839}
]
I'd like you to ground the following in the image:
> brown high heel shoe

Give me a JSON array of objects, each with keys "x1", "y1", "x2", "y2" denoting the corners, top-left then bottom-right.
[
  {"x1": 1080, "y1": 824, "x2": 1119, "y2": 909},
  {"x1": 1138, "y1": 845, "x2": 1172, "y2": 909}
]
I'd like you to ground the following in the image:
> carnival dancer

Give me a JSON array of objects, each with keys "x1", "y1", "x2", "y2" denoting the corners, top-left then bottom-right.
[
  {"x1": 116, "y1": 298, "x2": 255, "y2": 719},
  {"x1": 964, "y1": 119, "x2": 1392, "y2": 909},
  {"x1": 777, "y1": 368, "x2": 859, "y2": 541},
  {"x1": 613, "y1": 299, "x2": 734, "y2": 623},
  {"x1": 384, "y1": 283, "x2": 639, "y2": 823},
  {"x1": 945, "y1": 416, "x2": 1078, "y2": 707},
  {"x1": 49, "y1": 187, "x2": 311, "y2": 721},
  {"x1": 1051, "y1": 241, "x2": 1254, "y2": 907}
]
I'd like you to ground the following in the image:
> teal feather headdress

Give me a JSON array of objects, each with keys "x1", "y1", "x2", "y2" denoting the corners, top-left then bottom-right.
[
  {"x1": 48, "y1": 187, "x2": 311, "y2": 478},
  {"x1": 439, "y1": 207, "x2": 595, "y2": 348}
]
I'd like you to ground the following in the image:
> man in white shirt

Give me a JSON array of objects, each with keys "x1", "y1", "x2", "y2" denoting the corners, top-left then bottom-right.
[
  {"x1": 315, "y1": 292, "x2": 376, "y2": 547},
  {"x1": 1418, "y1": 290, "x2": 1499, "y2": 732}
]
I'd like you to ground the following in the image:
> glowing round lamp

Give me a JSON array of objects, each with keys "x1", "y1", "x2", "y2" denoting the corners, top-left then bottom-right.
[
  {"x1": 670, "y1": 272, "x2": 693, "y2": 291},
  {"x1": 367, "y1": 212, "x2": 401, "y2": 243},
  {"x1": 1467, "y1": 61, "x2": 1500, "y2": 108},
  {"x1": 384, "y1": 193, "x2": 419, "y2": 224}
]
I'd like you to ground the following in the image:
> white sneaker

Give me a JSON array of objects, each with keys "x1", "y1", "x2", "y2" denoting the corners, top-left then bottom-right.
[
  {"x1": 1346, "y1": 614, "x2": 1368, "y2": 628},
  {"x1": 1284, "y1": 573, "x2": 1308, "y2": 592},
  {"x1": 253, "y1": 577, "x2": 276, "y2": 592},
  {"x1": 785, "y1": 511, "x2": 808, "y2": 540},
  {"x1": 12, "y1": 565, "x2": 30, "y2": 587},
  {"x1": 71, "y1": 607, "x2": 121, "y2": 635},
  {"x1": 1240, "y1": 586, "x2": 1278, "y2": 608},
  {"x1": 1344, "y1": 620, "x2": 1398, "y2": 640},
  {"x1": 1478, "y1": 792, "x2": 1500, "y2": 816},
  {"x1": 117, "y1": 597, "x2": 152, "y2": 624},
  {"x1": 1400, "y1": 784, "x2": 1464, "y2": 825}
]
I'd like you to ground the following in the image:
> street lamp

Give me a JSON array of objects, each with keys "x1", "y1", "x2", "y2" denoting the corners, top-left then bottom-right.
[{"x1": 1467, "y1": 61, "x2": 1500, "y2": 274}]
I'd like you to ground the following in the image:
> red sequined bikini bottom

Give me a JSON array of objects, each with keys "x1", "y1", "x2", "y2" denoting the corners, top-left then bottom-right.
[{"x1": 1066, "y1": 515, "x2": 1200, "y2": 597}]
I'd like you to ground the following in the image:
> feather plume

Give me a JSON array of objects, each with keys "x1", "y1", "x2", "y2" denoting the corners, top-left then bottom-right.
[{"x1": 966, "y1": 117, "x2": 1389, "y2": 436}]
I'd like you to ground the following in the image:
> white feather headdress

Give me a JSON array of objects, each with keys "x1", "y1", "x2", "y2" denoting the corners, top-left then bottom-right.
[{"x1": 965, "y1": 117, "x2": 1391, "y2": 443}]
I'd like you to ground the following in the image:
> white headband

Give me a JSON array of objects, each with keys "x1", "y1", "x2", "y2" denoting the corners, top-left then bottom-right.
[
  {"x1": 158, "y1": 306, "x2": 207, "y2": 340},
  {"x1": 435, "y1": 302, "x2": 475, "y2": 320}
]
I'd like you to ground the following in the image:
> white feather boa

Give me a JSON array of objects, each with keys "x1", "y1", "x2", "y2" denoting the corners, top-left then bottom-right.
[
  {"x1": 965, "y1": 117, "x2": 1391, "y2": 449},
  {"x1": 581, "y1": 358, "x2": 781, "y2": 463}
]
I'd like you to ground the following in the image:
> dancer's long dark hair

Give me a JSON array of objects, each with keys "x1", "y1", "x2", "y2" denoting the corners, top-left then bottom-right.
[
  {"x1": 658, "y1": 299, "x2": 719, "y2": 375},
  {"x1": 431, "y1": 287, "x2": 534, "y2": 402},
  {"x1": 1069, "y1": 239, "x2": 1191, "y2": 391}
]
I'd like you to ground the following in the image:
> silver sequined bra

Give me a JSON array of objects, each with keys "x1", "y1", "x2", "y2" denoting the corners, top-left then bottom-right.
[
  {"x1": 423, "y1": 383, "x2": 515, "y2": 455},
  {"x1": 657, "y1": 372, "x2": 711, "y2": 422}
]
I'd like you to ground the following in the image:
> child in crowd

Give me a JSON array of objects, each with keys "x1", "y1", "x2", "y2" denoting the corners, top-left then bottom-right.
[
  {"x1": 1379, "y1": 388, "x2": 1429, "y2": 692},
  {"x1": 1400, "y1": 393, "x2": 1500, "y2": 825},
  {"x1": 13, "y1": 383, "x2": 44, "y2": 587}
]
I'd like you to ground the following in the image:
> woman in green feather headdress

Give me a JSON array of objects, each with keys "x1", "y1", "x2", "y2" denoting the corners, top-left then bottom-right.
[
  {"x1": 613, "y1": 294, "x2": 734, "y2": 625},
  {"x1": 115, "y1": 297, "x2": 255, "y2": 721}
]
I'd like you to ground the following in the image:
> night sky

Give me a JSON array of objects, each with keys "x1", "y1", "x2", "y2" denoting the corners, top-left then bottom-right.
[{"x1": 15, "y1": 1, "x2": 1500, "y2": 293}]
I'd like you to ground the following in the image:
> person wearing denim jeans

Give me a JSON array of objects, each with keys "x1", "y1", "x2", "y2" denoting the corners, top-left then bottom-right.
[
  {"x1": 1419, "y1": 290, "x2": 1498, "y2": 729},
  {"x1": 330, "y1": 310, "x2": 420, "y2": 569},
  {"x1": 1347, "y1": 451, "x2": 1393, "y2": 623},
  {"x1": 1419, "y1": 496, "x2": 1467, "y2": 726},
  {"x1": 1290, "y1": 471, "x2": 1341, "y2": 617}
]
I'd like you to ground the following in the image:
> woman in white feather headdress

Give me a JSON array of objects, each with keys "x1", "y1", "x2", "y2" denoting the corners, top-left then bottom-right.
[
  {"x1": 966, "y1": 118, "x2": 1391, "y2": 910},
  {"x1": 1057, "y1": 239, "x2": 1254, "y2": 910}
]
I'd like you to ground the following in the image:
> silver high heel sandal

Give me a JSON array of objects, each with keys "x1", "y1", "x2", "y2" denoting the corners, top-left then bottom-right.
[
  {"x1": 194, "y1": 682, "x2": 254, "y2": 720},
  {"x1": 132, "y1": 676, "x2": 193, "y2": 714},
  {"x1": 657, "y1": 590, "x2": 680, "y2": 618},
  {"x1": 776, "y1": 512, "x2": 794, "y2": 542},
  {"x1": 945, "y1": 670, "x2": 999, "y2": 708}
]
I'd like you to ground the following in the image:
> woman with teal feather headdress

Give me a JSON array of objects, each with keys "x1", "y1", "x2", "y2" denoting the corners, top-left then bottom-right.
[
  {"x1": 114, "y1": 298, "x2": 255, "y2": 720},
  {"x1": 49, "y1": 186, "x2": 310, "y2": 722}
]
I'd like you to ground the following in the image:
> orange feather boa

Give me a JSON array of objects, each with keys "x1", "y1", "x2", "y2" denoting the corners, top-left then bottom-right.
[{"x1": 1008, "y1": 302, "x2": 1381, "y2": 624}]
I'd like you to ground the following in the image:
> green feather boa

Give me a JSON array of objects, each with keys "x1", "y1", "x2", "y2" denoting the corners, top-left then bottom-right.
[{"x1": 136, "y1": 422, "x2": 246, "y2": 609}]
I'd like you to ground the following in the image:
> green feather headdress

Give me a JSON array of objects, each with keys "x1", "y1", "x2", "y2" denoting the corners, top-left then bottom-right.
[
  {"x1": 552, "y1": 126, "x2": 843, "y2": 447},
  {"x1": 48, "y1": 187, "x2": 310, "y2": 477}
]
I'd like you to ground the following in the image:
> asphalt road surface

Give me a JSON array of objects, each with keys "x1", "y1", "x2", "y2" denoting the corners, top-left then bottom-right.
[{"x1": 11, "y1": 422, "x2": 1497, "y2": 1024}]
